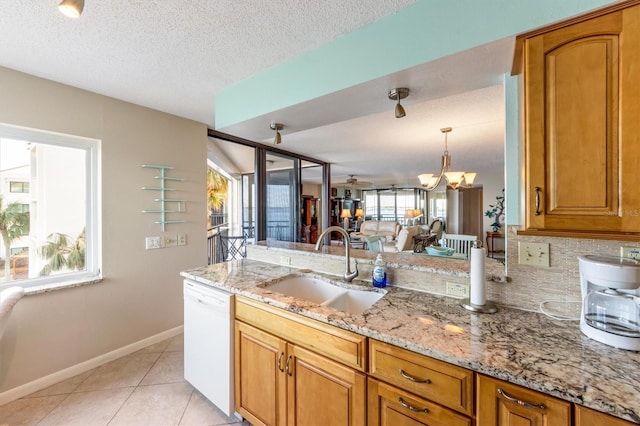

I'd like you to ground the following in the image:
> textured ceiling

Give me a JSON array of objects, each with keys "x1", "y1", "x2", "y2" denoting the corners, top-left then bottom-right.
[
  {"x1": 0, "y1": 0, "x2": 511, "y2": 187},
  {"x1": 0, "y1": 0, "x2": 416, "y2": 125}
]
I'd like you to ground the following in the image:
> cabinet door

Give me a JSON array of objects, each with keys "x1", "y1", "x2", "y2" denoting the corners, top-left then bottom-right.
[
  {"x1": 235, "y1": 321, "x2": 287, "y2": 426},
  {"x1": 476, "y1": 375, "x2": 571, "y2": 426},
  {"x1": 575, "y1": 405, "x2": 636, "y2": 426},
  {"x1": 524, "y1": 4, "x2": 640, "y2": 236},
  {"x1": 287, "y1": 344, "x2": 366, "y2": 426},
  {"x1": 368, "y1": 378, "x2": 471, "y2": 426}
]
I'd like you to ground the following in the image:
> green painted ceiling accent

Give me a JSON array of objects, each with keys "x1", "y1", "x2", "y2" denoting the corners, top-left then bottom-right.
[{"x1": 215, "y1": 0, "x2": 617, "y2": 129}]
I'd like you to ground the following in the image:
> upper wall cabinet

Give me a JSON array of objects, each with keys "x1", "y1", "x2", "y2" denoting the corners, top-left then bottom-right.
[{"x1": 518, "y1": 1, "x2": 640, "y2": 240}]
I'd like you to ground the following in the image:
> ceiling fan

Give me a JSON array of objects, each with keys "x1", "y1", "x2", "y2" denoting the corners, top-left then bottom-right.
[{"x1": 334, "y1": 175, "x2": 373, "y2": 187}]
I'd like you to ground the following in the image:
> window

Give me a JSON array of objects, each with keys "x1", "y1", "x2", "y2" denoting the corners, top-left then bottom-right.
[
  {"x1": 0, "y1": 123, "x2": 101, "y2": 289},
  {"x1": 10, "y1": 181, "x2": 29, "y2": 193}
]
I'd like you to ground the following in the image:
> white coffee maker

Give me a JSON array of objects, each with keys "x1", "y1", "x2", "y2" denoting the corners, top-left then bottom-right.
[{"x1": 578, "y1": 255, "x2": 640, "y2": 351}]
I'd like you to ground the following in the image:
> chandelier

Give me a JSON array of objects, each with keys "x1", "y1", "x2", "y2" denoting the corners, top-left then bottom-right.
[{"x1": 418, "y1": 127, "x2": 477, "y2": 191}]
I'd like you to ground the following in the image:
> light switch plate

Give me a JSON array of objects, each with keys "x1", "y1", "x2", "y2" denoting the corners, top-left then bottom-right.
[
  {"x1": 164, "y1": 234, "x2": 178, "y2": 247},
  {"x1": 518, "y1": 242, "x2": 550, "y2": 267},
  {"x1": 145, "y1": 236, "x2": 162, "y2": 250}
]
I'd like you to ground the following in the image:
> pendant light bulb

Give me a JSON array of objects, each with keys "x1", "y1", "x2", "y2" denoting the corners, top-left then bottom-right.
[
  {"x1": 270, "y1": 122, "x2": 284, "y2": 145},
  {"x1": 58, "y1": 0, "x2": 84, "y2": 18},
  {"x1": 395, "y1": 101, "x2": 406, "y2": 119},
  {"x1": 388, "y1": 88, "x2": 409, "y2": 119}
]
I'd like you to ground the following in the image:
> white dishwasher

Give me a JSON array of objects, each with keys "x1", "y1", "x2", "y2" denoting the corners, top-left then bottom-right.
[{"x1": 183, "y1": 279, "x2": 235, "y2": 417}]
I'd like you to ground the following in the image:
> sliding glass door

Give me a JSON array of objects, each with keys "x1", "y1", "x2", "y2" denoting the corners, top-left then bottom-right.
[{"x1": 266, "y1": 153, "x2": 299, "y2": 242}]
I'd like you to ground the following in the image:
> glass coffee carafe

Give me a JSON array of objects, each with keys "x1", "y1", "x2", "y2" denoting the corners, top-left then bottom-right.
[{"x1": 584, "y1": 288, "x2": 640, "y2": 337}]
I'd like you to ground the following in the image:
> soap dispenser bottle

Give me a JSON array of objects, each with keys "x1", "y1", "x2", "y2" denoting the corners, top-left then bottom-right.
[{"x1": 372, "y1": 254, "x2": 387, "y2": 288}]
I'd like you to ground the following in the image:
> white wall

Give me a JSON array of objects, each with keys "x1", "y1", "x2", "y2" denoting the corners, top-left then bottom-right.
[{"x1": 0, "y1": 67, "x2": 207, "y2": 393}]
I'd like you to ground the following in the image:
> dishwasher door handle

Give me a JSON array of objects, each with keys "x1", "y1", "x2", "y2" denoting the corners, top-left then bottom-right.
[{"x1": 184, "y1": 293, "x2": 226, "y2": 307}]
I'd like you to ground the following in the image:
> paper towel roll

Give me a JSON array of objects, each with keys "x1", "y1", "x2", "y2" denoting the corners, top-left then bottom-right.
[{"x1": 470, "y1": 246, "x2": 486, "y2": 306}]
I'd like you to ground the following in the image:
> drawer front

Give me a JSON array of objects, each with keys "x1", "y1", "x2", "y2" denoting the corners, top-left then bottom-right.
[
  {"x1": 575, "y1": 405, "x2": 636, "y2": 426},
  {"x1": 236, "y1": 296, "x2": 367, "y2": 371},
  {"x1": 477, "y1": 374, "x2": 571, "y2": 426},
  {"x1": 368, "y1": 378, "x2": 471, "y2": 426},
  {"x1": 369, "y1": 340, "x2": 473, "y2": 416}
]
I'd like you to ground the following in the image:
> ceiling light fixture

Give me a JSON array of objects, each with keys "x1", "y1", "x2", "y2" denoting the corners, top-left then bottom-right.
[
  {"x1": 418, "y1": 127, "x2": 477, "y2": 191},
  {"x1": 270, "y1": 122, "x2": 283, "y2": 145},
  {"x1": 388, "y1": 88, "x2": 409, "y2": 118},
  {"x1": 58, "y1": 0, "x2": 84, "y2": 18}
]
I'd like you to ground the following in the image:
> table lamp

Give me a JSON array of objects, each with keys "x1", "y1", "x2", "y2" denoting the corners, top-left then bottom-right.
[
  {"x1": 355, "y1": 208, "x2": 365, "y2": 229},
  {"x1": 340, "y1": 208, "x2": 352, "y2": 229}
]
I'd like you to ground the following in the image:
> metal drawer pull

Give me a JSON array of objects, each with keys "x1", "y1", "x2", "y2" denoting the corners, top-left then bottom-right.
[
  {"x1": 277, "y1": 352, "x2": 284, "y2": 373},
  {"x1": 498, "y1": 388, "x2": 546, "y2": 410},
  {"x1": 285, "y1": 355, "x2": 293, "y2": 376},
  {"x1": 398, "y1": 397, "x2": 429, "y2": 414},
  {"x1": 534, "y1": 186, "x2": 541, "y2": 216},
  {"x1": 399, "y1": 369, "x2": 431, "y2": 384}
]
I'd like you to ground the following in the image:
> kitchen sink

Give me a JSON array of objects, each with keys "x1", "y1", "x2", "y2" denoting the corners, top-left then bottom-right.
[
  {"x1": 259, "y1": 274, "x2": 385, "y2": 315},
  {"x1": 321, "y1": 290, "x2": 384, "y2": 315},
  {"x1": 261, "y1": 276, "x2": 346, "y2": 304}
]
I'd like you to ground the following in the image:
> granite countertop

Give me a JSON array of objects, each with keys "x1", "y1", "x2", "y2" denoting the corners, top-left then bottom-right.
[{"x1": 181, "y1": 259, "x2": 640, "y2": 424}]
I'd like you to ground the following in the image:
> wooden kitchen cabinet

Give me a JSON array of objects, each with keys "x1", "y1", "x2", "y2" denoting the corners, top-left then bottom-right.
[
  {"x1": 575, "y1": 405, "x2": 636, "y2": 426},
  {"x1": 368, "y1": 378, "x2": 471, "y2": 426},
  {"x1": 520, "y1": 2, "x2": 640, "y2": 239},
  {"x1": 234, "y1": 297, "x2": 367, "y2": 426},
  {"x1": 235, "y1": 321, "x2": 287, "y2": 426},
  {"x1": 476, "y1": 374, "x2": 571, "y2": 426},
  {"x1": 369, "y1": 339, "x2": 474, "y2": 417},
  {"x1": 289, "y1": 344, "x2": 366, "y2": 426}
]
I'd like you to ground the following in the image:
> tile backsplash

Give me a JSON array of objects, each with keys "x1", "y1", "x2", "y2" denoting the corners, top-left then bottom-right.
[
  {"x1": 246, "y1": 230, "x2": 640, "y2": 315},
  {"x1": 496, "y1": 225, "x2": 640, "y2": 313}
]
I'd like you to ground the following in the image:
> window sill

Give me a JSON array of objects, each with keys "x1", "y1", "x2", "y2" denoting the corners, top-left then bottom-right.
[{"x1": 23, "y1": 276, "x2": 104, "y2": 296}]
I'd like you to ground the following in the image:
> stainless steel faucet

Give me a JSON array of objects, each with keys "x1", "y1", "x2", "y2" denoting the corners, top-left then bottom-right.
[{"x1": 315, "y1": 226, "x2": 359, "y2": 282}]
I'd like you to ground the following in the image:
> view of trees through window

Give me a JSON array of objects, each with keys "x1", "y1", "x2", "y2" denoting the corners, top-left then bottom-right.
[
  {"x1": 0, "y1": 131, "x2": 96, "y2": 287},
  {"x1": 207, "y1": 168, "x2": 229, "y2": 228}
]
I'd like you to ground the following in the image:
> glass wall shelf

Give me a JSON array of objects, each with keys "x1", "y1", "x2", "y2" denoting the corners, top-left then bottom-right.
[{"x1": 141, "y1": 164, "x2": 186, "y2": 231}]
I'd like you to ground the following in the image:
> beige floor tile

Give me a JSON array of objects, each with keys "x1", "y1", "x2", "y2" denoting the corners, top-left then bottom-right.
[
  {"x1": 140, "y1": 351, "x2": 185, "y2": 386},
  {"x1": 38, "y1": 387, "x2": 133, "y2": 426},
  {"x1": 108, "y1": 382, "x2": 193, "y2": 426},
  {"x1": 179, "y1": 389, "x2": 238, "y2": 426},
  {"x1": 0, "y1": 395, "x2": 66, "y2": 425},
  {"x1": 74, "y1": 352, "x2": 161, "y2": 392},
  {"x1": 165, "y1": 334, "x2": 184, "y2": 352},
  {"x1": 24, "y1": 370, "x2": 94, "y2": 399}
]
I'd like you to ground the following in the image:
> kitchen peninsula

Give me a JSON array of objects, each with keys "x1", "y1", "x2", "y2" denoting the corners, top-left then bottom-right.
[{"x1": 181, "y1": 256, "x2": 640, "y2": 424}]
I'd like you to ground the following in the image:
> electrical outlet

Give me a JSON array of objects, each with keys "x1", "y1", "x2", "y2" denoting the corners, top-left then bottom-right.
[
  {"x1": 620, "y1": 246, "x2": 640, "y2": 260},
  {"x1": 280, "y1": 256, "x2": 291, "y2": 265},
  {"x1": 177, "y1": 233, "x2": 187, "y2": 246},
  {"x1": 145, "y1": 236, "x2": 161, "y2": 250},
  {"x1": 164, "y1": 234, "x2": 178, "y2": 247},
  {"x1": 518, "y1": 242, "x2": 550, "y2": 267},
  {"x1": 446, "y1": 282, "x2": 469, "y2": 298}
]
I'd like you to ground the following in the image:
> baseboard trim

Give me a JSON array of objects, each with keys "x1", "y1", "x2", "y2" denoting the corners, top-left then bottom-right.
[{"x1": 0, "y1": 325, "x2": 183, "y2": 406}]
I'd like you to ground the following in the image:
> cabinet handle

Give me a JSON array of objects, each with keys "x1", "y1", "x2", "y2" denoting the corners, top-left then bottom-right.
[
  {"x1": 277, "y1": 352, "x2": 284, "y2": 373},
  {"x1": 498, "y1": 388, "x2": 546, "y2": 410},
  {"x1": 534, "y1": 186, "x2": 541, "y2": 216},
  {"x1": 285, "y1": 355, "x2": 293, "y2": 376},
  {"x1": 398, "y1": 397, "x2": 429, "y2": 414},
  {"x1": 399, "y1": 369, "x2": 431, "y2": 384}
]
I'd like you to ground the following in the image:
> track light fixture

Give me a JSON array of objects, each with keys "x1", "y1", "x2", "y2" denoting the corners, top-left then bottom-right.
[
  {"x1": 388, "y1": 88, "x2": 409, "y2": 118},
  {"x1": 58, "y1": 0, "x2": 84, "y2": 18},
  {"x1": 270, "y1": 122, "x2": 284, "y2": 145}
]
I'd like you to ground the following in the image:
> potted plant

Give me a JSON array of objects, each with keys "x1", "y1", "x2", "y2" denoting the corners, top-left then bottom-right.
[{"x1": 485, "y1": 189, "x2": 505, "y2": 232}]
